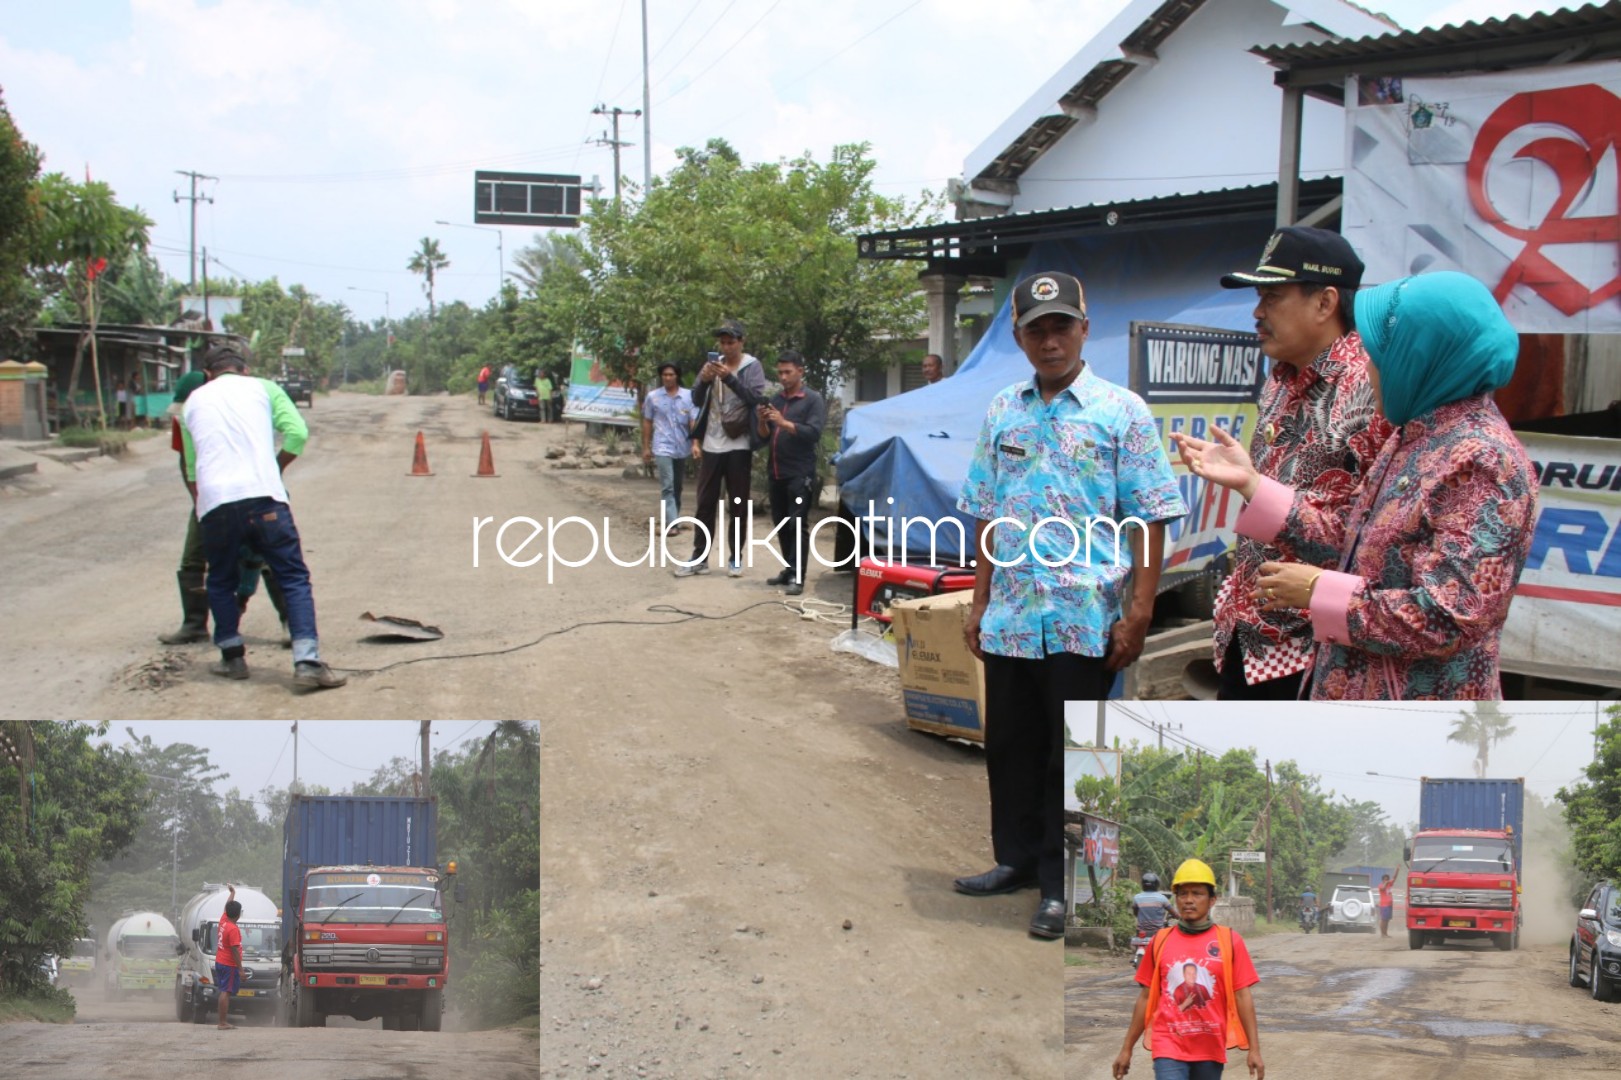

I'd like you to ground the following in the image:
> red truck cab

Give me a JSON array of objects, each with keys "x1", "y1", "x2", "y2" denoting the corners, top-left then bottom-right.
[
  {"x1": 286, "y1": 864, "x2": 451, "y2": 1029},
  {"x1": 1405, "y1": 827, "x2": 1520, "y2": 951}
]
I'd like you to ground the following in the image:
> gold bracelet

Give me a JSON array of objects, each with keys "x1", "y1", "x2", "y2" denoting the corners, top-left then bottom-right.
[{"x1": 1305, "y1": 571, "x2": 1324, "y2": 603}]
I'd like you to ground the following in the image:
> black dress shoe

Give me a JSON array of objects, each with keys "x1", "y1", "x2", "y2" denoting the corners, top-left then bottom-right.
[
  {"x1": 953, "y1": 864, "x2": 1038, "y2": 897},
  {"x1": 1029, "y1": 898, "x2": 1065, "y2": 940},
  {"x1": 766, "y1": 569, "x2": 792, "y2": 586}
]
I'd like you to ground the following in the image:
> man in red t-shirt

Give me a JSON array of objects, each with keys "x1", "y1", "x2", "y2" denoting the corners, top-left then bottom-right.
[
  {"x1": 215, "y1": 884, "x2": 243, "y2": 1029},
  {"x1": 1113, "y1": 859, "x2": 1265, "y2": 1079}
]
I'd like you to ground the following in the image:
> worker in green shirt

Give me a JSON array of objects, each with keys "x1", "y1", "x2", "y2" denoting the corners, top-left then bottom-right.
[{"x1": 537, "y1": 371, "x2": 555, "y2": 423}]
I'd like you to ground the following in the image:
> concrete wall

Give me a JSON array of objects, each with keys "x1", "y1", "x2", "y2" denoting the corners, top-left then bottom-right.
[{"x1": 1214, "y1": 895, "x2": 1257, "y2": 933}]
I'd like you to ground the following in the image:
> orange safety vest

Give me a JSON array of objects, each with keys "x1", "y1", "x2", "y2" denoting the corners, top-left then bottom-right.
[{"x1": 1141, "y1": 925, "x2": 1248, "y2": 1052}]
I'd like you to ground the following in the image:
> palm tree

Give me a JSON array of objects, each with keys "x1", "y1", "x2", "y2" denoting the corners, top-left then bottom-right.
[
  {"x1": 508, "y1": 233, "x2": 582, "y2": 295},
  {"x1": 406, "y1": 237, "x2": 449, "y2": 319},
  {"x1": 1447, "y1": 702, "x2": 1517, "y2": 779}
]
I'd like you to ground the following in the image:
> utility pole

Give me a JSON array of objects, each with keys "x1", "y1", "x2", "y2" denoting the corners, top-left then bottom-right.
[
  {"x1": 420, "y1": 721, "x2": 431, "y2": 794},
  {"x1": 1095, "y1": 700, "x2": 1106, "y2": 748},
  {"x1": 1264, "y1": 759, "x2": 1274, "y2": 923},
  {"x1": 292, "y1": 721, "x2": 299, "y2": 793},
  {"x1": 591, "y1": 104, "x2": 641, "y2": 205},
  {"x1": 640, "y1": 0, "x2": 652, "y2": 189},
  {"x1": 173, "y1": 169, "x2": 216, "y2": 292}
]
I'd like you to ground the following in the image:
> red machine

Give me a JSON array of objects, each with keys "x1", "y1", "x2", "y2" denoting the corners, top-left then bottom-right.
[{"x1": 855, "y1": 557, "x2": 975, "y2": 622}]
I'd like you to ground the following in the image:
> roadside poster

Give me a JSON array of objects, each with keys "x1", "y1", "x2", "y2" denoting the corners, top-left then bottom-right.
[
  {"x1": 1502, "y1": 432, "x2": 1621, "y2": 684},
  {"x1": 1129, "y1": 321, "x2": 1267, "y2": 581},
  {"x1": 1343, "y1": 60, "x2": 1621, "y2": 333},
  {"x1": 560, "y1": 344, "x2": 638, "y2": 426}
]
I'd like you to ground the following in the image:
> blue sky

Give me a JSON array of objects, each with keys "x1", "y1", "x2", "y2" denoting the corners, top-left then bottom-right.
[{"x1": 0, "y1": 0, "x2": 1546, "y2": 323}]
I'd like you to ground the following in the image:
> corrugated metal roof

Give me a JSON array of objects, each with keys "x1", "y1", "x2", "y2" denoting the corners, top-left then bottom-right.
[
  {"x1": 859, "y1": 177, "x2": 1343, "y2": 265},
  {"x1": 1253, "y1": 0, "x2": 1621, "y2": 70}
]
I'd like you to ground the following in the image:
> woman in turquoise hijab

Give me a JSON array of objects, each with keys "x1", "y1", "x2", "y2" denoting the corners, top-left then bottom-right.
[{"x1": 1174, "y1": 271, "x2": 1536, "y2": 699}]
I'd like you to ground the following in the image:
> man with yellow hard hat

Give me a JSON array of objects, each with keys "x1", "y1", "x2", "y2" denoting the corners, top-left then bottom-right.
[{"x1": 1113, "y1": 858, "x2": 1265, "y2": 1079}]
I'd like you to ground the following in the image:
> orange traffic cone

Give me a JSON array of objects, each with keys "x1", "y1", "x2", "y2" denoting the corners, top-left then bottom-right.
[
  {"x1": 472, "y1": 431, "x2": 498, "y2": 477},
  {"x1": 407, "y1": 431, "x2": 433, "y2": 476}
]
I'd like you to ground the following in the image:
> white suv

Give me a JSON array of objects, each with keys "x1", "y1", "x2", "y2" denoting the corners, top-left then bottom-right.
[{"x1": 1324, "y1": 885, "x2": 1378, "y2": 933}]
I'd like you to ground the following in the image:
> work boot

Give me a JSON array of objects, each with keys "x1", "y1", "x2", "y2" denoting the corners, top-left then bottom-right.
[
  {"x1": 293, "y1": 661, "x2": 347, "y2": 690},
  {"x1": 211, "y1": 646, "x2": 249, "y2": 680},
  {"x1": 159, "y1": 570, "x2": 210, "y2": 644}
]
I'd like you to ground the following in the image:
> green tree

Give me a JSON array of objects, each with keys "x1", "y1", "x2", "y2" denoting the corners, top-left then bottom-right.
[
  {"x1": 0, "y1": 721, "x2": 147, "y2": 995},
  {"x1": 30, "y1": 173, "x2": 153, "y2": 425},
  {"x1": 1558, "y1": 707, "x2": 1621, "y2": 883},
  {"x1": 88, "y1": 249, "x2": 180, "y2": 326},
  {"x1": 1448, "y1": 702, "x2": 1517, "y2": 779},
  {"x1": 576, "y1": 139, "x2": 934, "y2": 395},
  {"x1": 0, "y1": 86, "x2": 44, "y2": 360}
]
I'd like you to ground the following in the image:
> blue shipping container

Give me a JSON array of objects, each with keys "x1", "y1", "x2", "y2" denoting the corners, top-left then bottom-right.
[
  {"x1": 281, "y1": 795, "x2": 438, "y2": 943},
  {"x1": 1417, "y1": 778, "x2": 1525, "y2": 866}
]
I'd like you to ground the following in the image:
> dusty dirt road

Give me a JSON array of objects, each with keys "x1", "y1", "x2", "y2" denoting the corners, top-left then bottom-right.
[
  {"x1": 1066, "y1": 928, "x2": 1621, "y2": 1078},
  {"x1": 0, "y1": 984, "x2": 537, "y2": 1080},
  {"x1": 1, "y1": 392, "x2": 1061, "y2": 1076}
]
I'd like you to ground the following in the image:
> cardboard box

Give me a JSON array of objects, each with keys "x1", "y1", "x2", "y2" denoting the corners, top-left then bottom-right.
[{"x1": 889, "y1": 590, "x2": 987, "y2": 743}]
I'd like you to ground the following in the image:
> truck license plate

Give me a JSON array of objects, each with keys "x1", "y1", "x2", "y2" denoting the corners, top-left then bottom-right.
[
  {"x1": 236, "y1": 990, "x2": 254, "y2": 997},
  {"x1": 359, "y1": 975, "x2": 386, "y2": 986},
  {"x1": 1445, "y1": 918, "x2": 1472, "y2": 928}
]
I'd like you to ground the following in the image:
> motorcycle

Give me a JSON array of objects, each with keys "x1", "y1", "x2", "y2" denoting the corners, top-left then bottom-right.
[
  {"x1": 1299, "y1": 904, "x2": 1319, "y2": 933},
  {"x1": 1130, "y1": 930, "x2": 1156, "y2": 966}
]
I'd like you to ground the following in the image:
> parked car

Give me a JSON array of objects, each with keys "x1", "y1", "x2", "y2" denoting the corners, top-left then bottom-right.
[
  {"x1": 494, "y1": 365, "x2": 541, "y2": 421},
  {"x1": 1570, "y1": 881, "x2": 1621, "y2": 1001},
  {"x1": 38, "y1": 954, "x2": 58, "y2": 986},
  {"x1": 1323, "y1": 885, "x2": 1378, "y2": 933}
]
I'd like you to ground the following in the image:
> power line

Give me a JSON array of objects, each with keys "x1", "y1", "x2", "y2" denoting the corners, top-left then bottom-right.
[
  {"x1": 656, "y1": 0, "x2": 785, "y2": 106},
  {"x1": 216, "y1": 142, "x2": 590, "y2": 185},
  {"x1": 698, "y1": 0, "x2": 924, "y2": 128},
  {"x1": 573, "y1": 0, "x2": 633, "y2": 174},
  {"x1": 645, "y1": 0, "x2": 742, "y2": 98},
  {"x1": 605, "y1": 0, "x2": 707, "y2": 102},
  {"x1": 297, "y1": 733, "x2": 377, "y2": 773},
  {"x1": 259, "y1": 730, "x2": 292, "y2": 794}
]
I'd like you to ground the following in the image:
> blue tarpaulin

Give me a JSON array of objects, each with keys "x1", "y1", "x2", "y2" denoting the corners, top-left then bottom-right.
[{"x1": 836, "y1": 221, "x2": 1271, "y2": 560}]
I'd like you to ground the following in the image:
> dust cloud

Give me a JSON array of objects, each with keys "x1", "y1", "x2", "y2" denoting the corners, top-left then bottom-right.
[{"x1": 1520, "y1": 820, "x2": 1580, "y2": 947}]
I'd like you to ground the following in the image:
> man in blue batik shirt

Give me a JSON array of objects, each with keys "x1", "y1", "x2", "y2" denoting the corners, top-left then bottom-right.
[{"x1": 955, "y1": 270, "x2": 1186, "y2": 940}]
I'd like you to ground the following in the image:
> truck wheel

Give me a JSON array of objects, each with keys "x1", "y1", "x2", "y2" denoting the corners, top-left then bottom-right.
[
  {"x1": 174, "y1": 982, "x2": 187, "y2": 1022},
  {"x1": 1408, "y1": 929, "x2": 1425, "y2": 951},
  {"x1": 1571, "y1": 942, "x2": 1585, "y2": 988},
  {"x1": 295, "y1": 987, "x2": 324, "y2": 1028},
  {"x1": 419, "y1": 989, "x2": 442, "y2": 1032},
  {"x1": 192, "y1": 991, "x2": 210, "y2": 1025},
  {"x1": 1492, "y1": 931, "x2": 1514, "y2": 951}
]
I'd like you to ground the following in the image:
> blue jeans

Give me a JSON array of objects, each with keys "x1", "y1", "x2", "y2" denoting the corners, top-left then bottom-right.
[
  {"x1": 199, "y1": 497, "x2": 320, "y2": 663},
  {"x1": 654, "y1": 455, "x2": 686, "y2": 526},
  {"x1": 1153, "y1": 1059, "x2": 1224, "y2": 1080}
]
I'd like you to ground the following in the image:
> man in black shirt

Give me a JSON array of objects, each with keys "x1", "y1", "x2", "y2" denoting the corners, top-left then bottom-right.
[{"x1": 756, "y1": 350, "x2": 826, "y2": 596}]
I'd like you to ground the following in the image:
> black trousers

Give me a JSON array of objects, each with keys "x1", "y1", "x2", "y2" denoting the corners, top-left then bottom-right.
[
  {"x1": 1215, "y1": 637, "x2": 1305, "y2": 701},
  {"x1": 982, "y1": 651, "x2": 1113, "y2": 900},
  {"x1": 690, "y1": 449, "x2": 754, "y2": 563},
  {"x1": 768, "y1": 474, "x2": 816, "y2": 582}
]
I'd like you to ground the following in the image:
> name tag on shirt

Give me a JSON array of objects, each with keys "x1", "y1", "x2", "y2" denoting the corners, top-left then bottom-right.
[{"x1": 998, "y1": 443, "x2": 1027, "y2": 458}]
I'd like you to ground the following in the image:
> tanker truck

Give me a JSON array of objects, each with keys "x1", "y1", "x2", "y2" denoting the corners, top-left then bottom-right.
[
  {"x1": 280, "y1": 795, "x2": 456, "y2": 1030},
  {"x1": 174, "y1": 883, "x2": 281, "y2": 1024},
  {"x1": 102, "y1": 912, "x2": 180, "y2": 999}
]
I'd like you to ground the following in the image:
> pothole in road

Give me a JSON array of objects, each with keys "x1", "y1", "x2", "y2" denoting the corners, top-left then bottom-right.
[
  {"x1": 1320, "y1": 968, "x2": 1415, "y2": 1017},
  {"x1": 1415, "y1": 1020, "x2": 1551, "y2": 1039}
]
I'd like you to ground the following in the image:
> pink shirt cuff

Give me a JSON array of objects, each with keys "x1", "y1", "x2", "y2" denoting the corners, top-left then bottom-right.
[
  {"x1": 1309, "y1": 570, "x2": 1363, "y2": 647},
  {"x1": 1235, "y1": 475, "x2": 1293, "y2": 544}
]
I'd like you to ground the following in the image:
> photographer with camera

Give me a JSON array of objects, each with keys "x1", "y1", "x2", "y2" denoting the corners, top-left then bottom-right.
[{"x1": 677, "y1": 318, "x2": 768, "y2": 578}]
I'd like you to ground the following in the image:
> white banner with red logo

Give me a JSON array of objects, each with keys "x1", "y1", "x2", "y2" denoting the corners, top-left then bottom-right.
[
  {"x1": 1343, "y1": 62, "x2": 1621, "y2": 332},
  {"x1": 1501, "y1": 432, "x2": 1621, "y2": 685}
]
